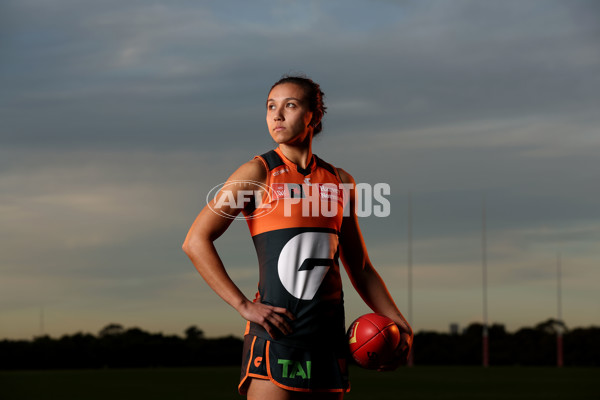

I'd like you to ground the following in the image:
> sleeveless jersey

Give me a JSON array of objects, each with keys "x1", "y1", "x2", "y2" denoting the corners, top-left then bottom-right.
[{"x1": 243, "y1": 147, "x2": 347, "y2": 348}]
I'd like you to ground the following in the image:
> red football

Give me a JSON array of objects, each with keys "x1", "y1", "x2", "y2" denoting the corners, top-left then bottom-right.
[{"x1": 347, "y1": 313, "x2": 401, "y2": 369}]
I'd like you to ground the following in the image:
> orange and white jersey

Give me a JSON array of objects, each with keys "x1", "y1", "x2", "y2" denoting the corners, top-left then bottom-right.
[{"x1": 243, "y1": 147, "x2": 347, "y2": 347}]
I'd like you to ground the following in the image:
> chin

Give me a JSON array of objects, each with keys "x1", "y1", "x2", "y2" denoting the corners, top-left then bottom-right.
[
  {"x1": 269, "y1": 134, "x2": 285, "y2": 144},
  {"x1": 271, "y1": 134, "x2": 294, "y2": 144}
]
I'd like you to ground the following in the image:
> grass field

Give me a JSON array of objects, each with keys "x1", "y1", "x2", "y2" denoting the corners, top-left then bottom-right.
[{"x1": 1, "y1": 366, "x2": 597, "y2": 400}]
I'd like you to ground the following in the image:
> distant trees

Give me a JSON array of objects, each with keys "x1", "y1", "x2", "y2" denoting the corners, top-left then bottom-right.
[
  {"x1": 184, "y1": 325, "x2": 205, "y2": 341},
  {"x1": 0, "y1": 319, "x2": 598, "y2": 370},
  {"x1": 0, "y1": 324, "x2": 243, "y2": 370},
  {"x1": 412, "y1": 319, "x2": 600, "y2": 367},
  {"x1": 98, "y1": 323, "x2": 125, "y2": 338}
]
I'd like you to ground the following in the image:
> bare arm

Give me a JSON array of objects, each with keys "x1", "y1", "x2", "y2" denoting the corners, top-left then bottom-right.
[
  {"x1": 182, "y1": 159, "x2": 294, "y2": 339},
  {"x1": 338, "y1": 168, "x2": 413, "y2": 367}
]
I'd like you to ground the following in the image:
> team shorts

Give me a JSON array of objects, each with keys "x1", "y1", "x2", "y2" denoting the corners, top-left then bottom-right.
[{"x1": 238, "y1": 334, "x2": 350, "y2": 395}]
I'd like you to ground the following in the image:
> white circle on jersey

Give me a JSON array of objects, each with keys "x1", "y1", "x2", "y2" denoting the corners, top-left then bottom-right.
[{"x1": 277, "y1": 232, "x2": 338, "y2": 300}]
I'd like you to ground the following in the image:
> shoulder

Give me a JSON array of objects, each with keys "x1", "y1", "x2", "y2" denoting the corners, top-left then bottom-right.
[
  {"x1": 227, "y1": 158, "x2": 267, "y2": 186},
  {"x1": 336, "y1": 167, "x2": 355, "y2": 185},
  {"x1": 313, "y1": 154, "x2": 351, "y2": 184}
]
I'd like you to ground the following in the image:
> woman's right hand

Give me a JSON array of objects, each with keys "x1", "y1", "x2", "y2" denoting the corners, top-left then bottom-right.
[{"x1": 238, "y1": 296, "x2": 295, "y2": 340}]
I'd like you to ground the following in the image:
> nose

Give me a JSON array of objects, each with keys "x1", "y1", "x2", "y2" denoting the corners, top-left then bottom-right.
[{"x1": 273, "y1": 106, "x2": 283, "y2": 121}]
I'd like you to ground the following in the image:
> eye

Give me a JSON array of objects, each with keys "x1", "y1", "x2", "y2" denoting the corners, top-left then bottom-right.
[
  {"x1": 267, "y1": 104, "x2": 275, "y2": 110},
  {"x1": 286, "y1": 102, "x2": 297, "y2": 108}
]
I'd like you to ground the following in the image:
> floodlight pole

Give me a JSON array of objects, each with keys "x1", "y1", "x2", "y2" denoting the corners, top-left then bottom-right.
[
  {"x1": 40, "y1": 305, "x2": 45, "y2": 337},
  {"x1": 407, "y1": 192, "x2": 414, "y2": 367},
  {"x1": 557, "y1": 252, "x2": 563, "y2": 367},
  {"x1": 482, "y1": 195, "x2": 489, "y2": 367}
]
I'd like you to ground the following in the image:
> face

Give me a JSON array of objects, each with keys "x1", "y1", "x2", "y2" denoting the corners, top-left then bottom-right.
[{"x1": 266, "y1": 83, "x2": 314, "y2": 146}]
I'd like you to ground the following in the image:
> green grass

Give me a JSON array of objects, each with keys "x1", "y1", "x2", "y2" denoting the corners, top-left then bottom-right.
[
  {"x1": 348, "y1": 366, "x2": 598, "y2": 400},
  {"x1": 1, "y1": 366, "x2": 597, "y2": 400}
]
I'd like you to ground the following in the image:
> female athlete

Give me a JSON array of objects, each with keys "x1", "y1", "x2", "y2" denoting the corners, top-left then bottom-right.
[{"x1": 182, "y1": 75, "x2": 412, "y2": 399}]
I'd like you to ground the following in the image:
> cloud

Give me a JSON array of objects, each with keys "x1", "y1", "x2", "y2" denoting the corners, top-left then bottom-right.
[
  {"x1": 5, "y1": 0, "x2": 598, "y2": 151},
  {"x1": 1, "y1": 0, "x2": 599, "y2": 338}
]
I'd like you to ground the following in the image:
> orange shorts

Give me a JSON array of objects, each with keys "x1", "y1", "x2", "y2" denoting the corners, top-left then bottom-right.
[{"x1": 239, "y1": 334, "x2": 350, "y2": 395}]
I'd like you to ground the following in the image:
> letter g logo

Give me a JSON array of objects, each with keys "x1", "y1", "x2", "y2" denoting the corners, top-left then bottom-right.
[{"x1": 277, "y1": 232, "x2": 337, "y2": 300}]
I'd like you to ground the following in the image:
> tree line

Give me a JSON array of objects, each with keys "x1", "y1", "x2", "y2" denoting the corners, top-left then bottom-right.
[
  {"x1": 1, "y1": 319, "x2": 597, "y2": 369},
  {"x1": 414, "y1": 319, "x2": 598, "y2": 366}
]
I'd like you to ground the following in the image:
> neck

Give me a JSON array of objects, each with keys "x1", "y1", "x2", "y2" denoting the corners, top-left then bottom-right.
[{"x1": 278, "y1": 142, "x2": 313, "y2": 169}]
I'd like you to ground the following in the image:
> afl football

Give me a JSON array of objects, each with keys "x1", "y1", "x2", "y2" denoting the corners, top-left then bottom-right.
[{"x1": 347, "y1": 313, "x2": 401, "y2": 369}]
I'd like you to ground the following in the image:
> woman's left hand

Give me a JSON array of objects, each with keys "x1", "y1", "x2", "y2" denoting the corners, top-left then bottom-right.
[{"x1": 377, "y1": 327, "x2": 413, "y2": 371}]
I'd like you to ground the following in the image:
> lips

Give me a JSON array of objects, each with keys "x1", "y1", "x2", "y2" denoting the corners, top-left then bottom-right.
[{"x1": 274, "y1": 126, "x2": 285, "y2": 132}]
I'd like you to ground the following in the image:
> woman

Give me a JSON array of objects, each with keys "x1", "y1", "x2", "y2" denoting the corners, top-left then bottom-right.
[{"x1": 182, "y1": 75, "x2": 412, "y2": 399}]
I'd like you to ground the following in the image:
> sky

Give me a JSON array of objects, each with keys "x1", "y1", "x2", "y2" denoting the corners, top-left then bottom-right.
[{"x1": 1, "y1": 0, "x2": 599, "y2": 340}]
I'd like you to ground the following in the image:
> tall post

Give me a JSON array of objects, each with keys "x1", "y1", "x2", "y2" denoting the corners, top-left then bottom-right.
[
  {"x1": 557, "y1": 252, "x2": 563, "y2": 367},
  {"x1": 482, "y1": 195, "x2": 489, "y2": 367},
  {"x1": 40, "y1": 305, "x2": 45, "y2": 337},
  {"x1": 407, "y1": 192, "x2": 414, "y2": 366}
]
